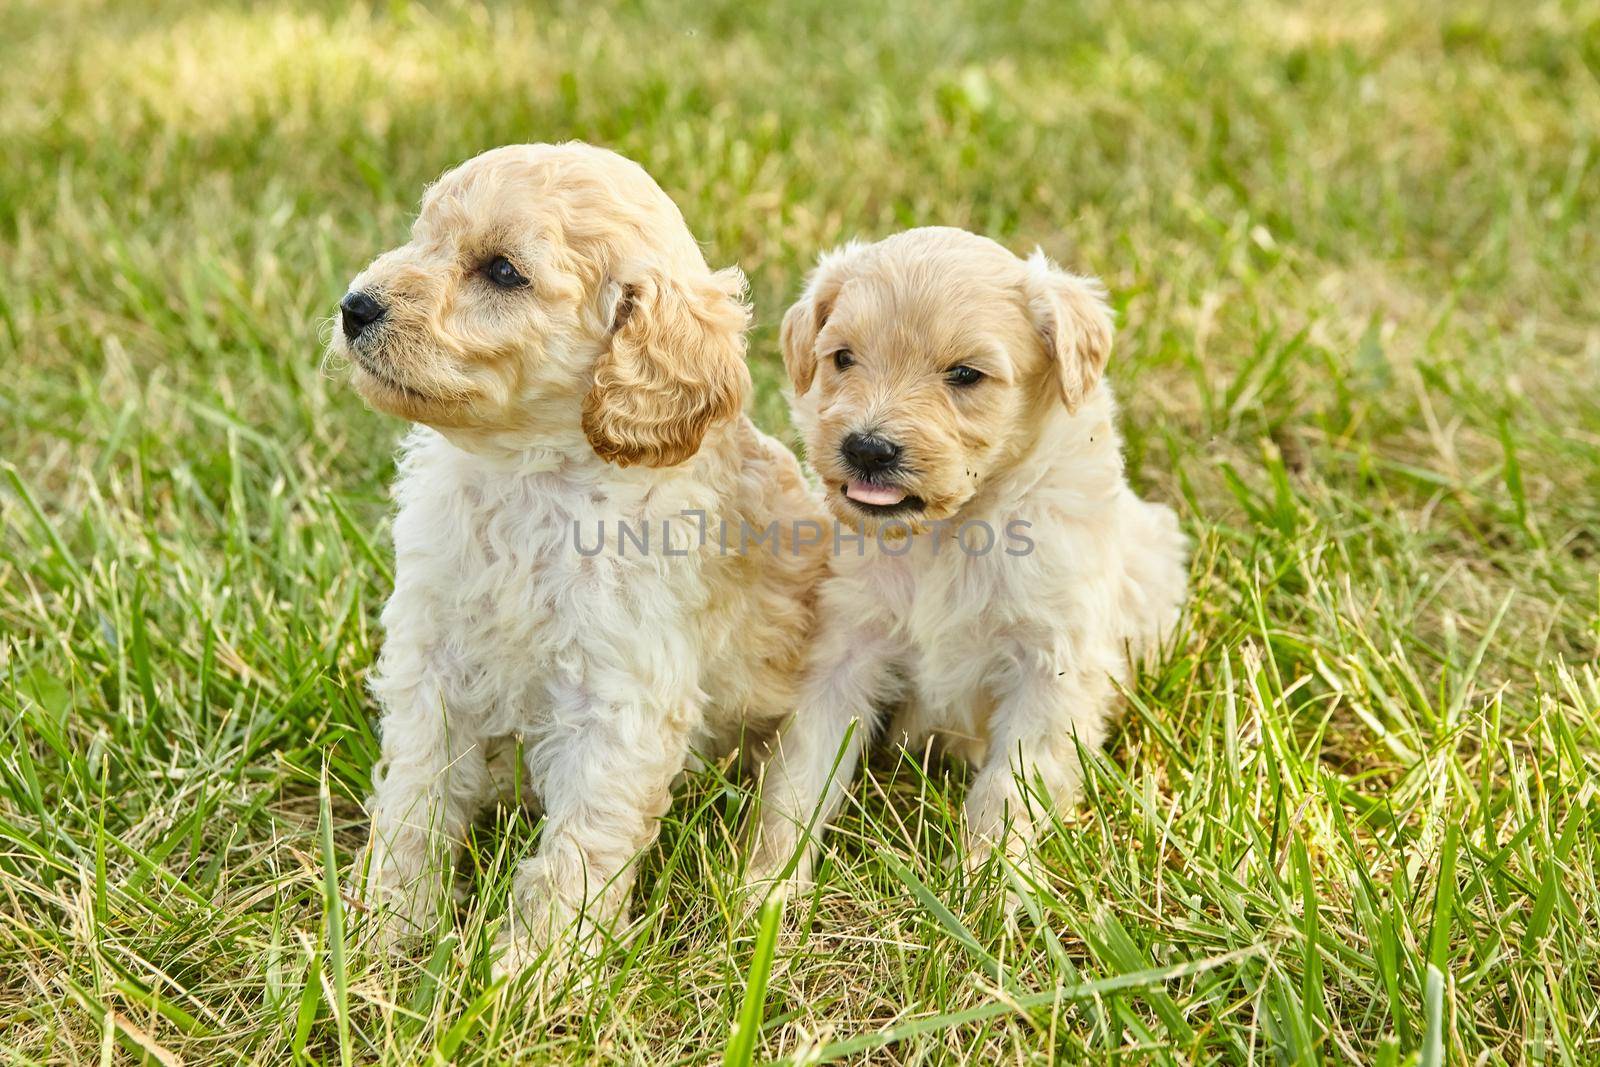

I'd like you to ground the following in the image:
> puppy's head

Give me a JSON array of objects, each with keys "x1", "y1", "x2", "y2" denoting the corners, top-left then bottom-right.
[
  {"x1": 782, "y1": 227, "x2": 1112, "y2": 531},
  {"x1": 332, "y1": 143, "x2": 750, "y2": 463}
]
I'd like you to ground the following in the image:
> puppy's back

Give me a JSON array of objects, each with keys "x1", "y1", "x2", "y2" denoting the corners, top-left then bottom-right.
[{"x1": 1115, "y1": 493, "x2": 1188, "y2": 657}]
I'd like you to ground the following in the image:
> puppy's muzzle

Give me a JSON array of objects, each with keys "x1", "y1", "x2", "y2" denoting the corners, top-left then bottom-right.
[
  {"x1": 839, "y1": 432, "x2": 921, "y2": 512},
  {"x1": 840, "y1": 432, "x2": 901, "y2": 477},
  {"x1": 340, "y1": 290, "x2": 387, "y2": 341}
]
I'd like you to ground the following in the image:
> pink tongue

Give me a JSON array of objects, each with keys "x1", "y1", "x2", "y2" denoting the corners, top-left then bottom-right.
[{"x1": 846, "y1": 480, "x2": 908, "y2": 507}]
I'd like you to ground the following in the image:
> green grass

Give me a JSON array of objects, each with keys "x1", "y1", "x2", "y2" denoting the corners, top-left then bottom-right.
[{"x1": 2, "y1": 0, "x2": 1598, "y2": 1062}]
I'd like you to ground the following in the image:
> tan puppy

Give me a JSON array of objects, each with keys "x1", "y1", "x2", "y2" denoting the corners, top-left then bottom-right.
[
  {"x1": 331, "y1": 143, "x2": 824, "y2": 981},
  {"x1": 746, "y1": 228, "x2": 1188, "y2": 893}
]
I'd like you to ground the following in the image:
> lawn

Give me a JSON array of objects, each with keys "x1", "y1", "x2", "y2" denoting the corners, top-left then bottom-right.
[{"x1": 2, "y1": 0, "x2": 1598, "y2": 1062}]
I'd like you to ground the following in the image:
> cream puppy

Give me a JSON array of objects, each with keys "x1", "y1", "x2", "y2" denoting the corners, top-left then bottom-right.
[
  {"x1": 331, "y1": 143, "x2": 824, "y2": 978},
  {"x1": 746, "y1": 228, "x2": 1187, "y2": 892}
]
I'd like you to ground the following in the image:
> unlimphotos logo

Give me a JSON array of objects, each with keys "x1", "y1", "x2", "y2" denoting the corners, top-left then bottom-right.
[{"x1": 571, "y1": 510, "x2": 1035, "y2": 558}]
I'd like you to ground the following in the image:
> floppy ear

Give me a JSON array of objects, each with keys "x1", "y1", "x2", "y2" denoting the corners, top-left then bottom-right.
[
  {"x1": 1023, "y1": 251, "x2": 1114, "y2": 413},
  {"x1": 780, "y1": 242, "x2": 864, "y2": 394},
  {"x1": 583, "y1": 264, "x2": 752, "y2": 467}
]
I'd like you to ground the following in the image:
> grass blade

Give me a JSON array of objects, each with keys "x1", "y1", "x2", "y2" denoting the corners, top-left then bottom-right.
[
  {"x1": 319, "y1": 766, "x2": 352, "y2": 1067},
  {"x1": 723, "y1": 894, "x2": 785, "y2": 1067}
]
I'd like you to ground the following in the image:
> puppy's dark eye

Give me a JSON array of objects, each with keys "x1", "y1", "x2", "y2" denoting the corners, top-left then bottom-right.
[
  {"x1": 484, "y1": 256, "x2": 528, "y2": 290},
  {"x1": 945, "y1": 365, "x2": 984, "y2": 387},
  {"x1": 832, "y1": 349, "x2": 855, "y2": 371}
]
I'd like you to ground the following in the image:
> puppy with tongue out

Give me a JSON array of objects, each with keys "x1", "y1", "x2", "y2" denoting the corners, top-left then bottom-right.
[{"x1": 746, "y1": 228, "x2": 1189, "y2": 895}]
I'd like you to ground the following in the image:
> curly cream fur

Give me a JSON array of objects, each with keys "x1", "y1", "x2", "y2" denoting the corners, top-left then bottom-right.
[
  {"x1": 747, "y1": 228, "x2": 1189, "y2": 893},
  {"x1": 583, "y1": 265, "x2": 751, "y2": 467},
  {"x1": 330, "y1": 143, "x2": 825, "y2": 981}
]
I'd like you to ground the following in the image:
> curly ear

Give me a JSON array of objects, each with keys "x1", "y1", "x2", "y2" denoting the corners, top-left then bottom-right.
[
  {"x1": 780, "y1": 242, "x2": 865, "y2": 394},
  {"x1": 583, "y1": 265, "x2": 752, "y2": 467},
  {"x1": 1023, "y1": 251, "x2": 1114, "y2": 413}
]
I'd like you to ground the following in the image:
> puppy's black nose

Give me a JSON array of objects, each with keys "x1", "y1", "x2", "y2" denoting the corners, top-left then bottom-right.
[
  {"x1": 841, "y1": 432, "x2": 902, "y2": 474},
  {"x1": 340, "y1": 290, "x2": 386, "y2": 340}
]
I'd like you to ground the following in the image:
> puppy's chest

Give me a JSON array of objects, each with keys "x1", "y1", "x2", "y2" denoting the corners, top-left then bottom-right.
[
  {"x1": 868, "y1": 551, "x2": 1010, "y2": 709},
  {"x1": 395, "y1": 468, "x2": 715, "y2": 662}
]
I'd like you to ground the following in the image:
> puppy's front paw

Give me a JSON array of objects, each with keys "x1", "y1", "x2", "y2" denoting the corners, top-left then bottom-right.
[
  {"x1": 743, "y1": 826, "x2": 814, "y2": 891},
  {"x1": 491, "y1": 855, "x2": 622, "y2": 996},
  {"x1": 490, "y1": 929, "x2": 562, "y2": 990},
  {"x1": 958, "y1": 835, "x2": 998, "y2": 880},
  {"x1": 740, "y1": 868, "x2": 809, "y2": 924},
  {"x1": 959, "y1": 834, "x2": 1040, "y2": 922},
  {"x1": 490, "y1": 914, "x2": 604, "y2": 998},
  {"x1": 358, "y1": 872, "x2": 441, "y2": 954},
  {"x1": 365, "y1": 910, "x2": 427, "y2": 957},
  {"x1": 358, "y1": 826, "x2": 453, "y2": 945}
]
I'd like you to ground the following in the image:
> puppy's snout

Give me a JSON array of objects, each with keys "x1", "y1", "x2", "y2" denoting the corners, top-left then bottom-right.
[
  {"x1": 340, "y1": 290, "x2": 387, "y2": 341},
  {"x1": 841, "y1": 432, "x2": 902, "y2": 475}
]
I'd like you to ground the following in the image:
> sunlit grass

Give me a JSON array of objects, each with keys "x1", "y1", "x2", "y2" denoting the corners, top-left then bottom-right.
[{"x1": 2, "y1": 0, "x2": 1597, "y2": 1062}]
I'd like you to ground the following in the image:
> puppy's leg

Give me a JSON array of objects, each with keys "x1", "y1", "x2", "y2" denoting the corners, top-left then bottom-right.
[
  {"x1": 363, "y1": 675, "x2": 489, "y2": 945},
  {"x1": 494, "y1": 700, "x2": 689, "y2": 984},
  {"x1": 963, "y1": 655, "x2": 1115, "y2": 871},
  {"x1": 745, "y1": 625, "x2": 895, "y2": 895}
]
